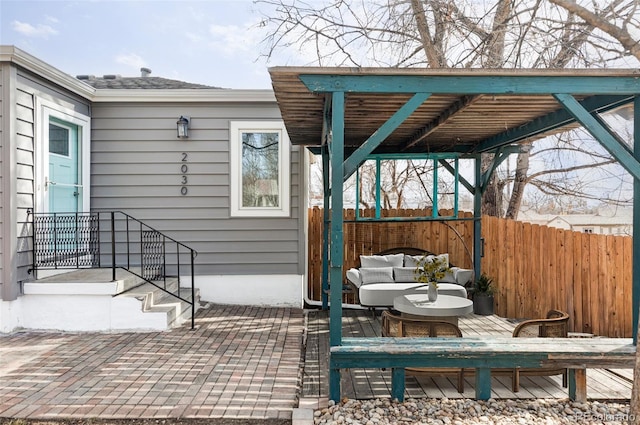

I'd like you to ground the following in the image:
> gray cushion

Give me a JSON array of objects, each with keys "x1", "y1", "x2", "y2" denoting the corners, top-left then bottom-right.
[
  {"x1": 393, "y1": 267, "x2": 418, "y2": 283},
  {"x1": 360, "y1": 267, "x2": 394, "y2": 285},
  {"x1": 360, "y1": 253, "x2": 404, "y2": 268}
]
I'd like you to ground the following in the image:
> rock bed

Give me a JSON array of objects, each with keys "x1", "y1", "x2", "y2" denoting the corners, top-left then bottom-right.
[{"x1": 313, "y1": 398, "x2": 632, "y2": 424}]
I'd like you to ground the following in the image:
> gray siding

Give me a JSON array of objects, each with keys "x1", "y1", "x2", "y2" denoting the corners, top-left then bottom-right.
[
  {"x1": 91, "y1": 102, "x2": 306, "y2": 275},
  {"x1": 10, "y1": 67, "x2": 90, "y2": 296}
]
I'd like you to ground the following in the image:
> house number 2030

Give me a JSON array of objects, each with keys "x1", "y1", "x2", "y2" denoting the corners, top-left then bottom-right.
[{"x1": 180, "y1": 152, "x2": 188, "y2": 195}]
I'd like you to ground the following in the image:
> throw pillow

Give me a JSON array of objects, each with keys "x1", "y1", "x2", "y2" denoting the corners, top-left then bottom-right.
[
  {"x1": 403, "y1": 254, "x2": 423, "y2": 268},
  {"x1": 360, "y1": 253, "x2": 404, "y2": 268},
  {"x1": 393, "y1": 267, "x2": 419, "y2": 283},
  {"x1": 359, "y1": 267, "x2": 394, "y2": 285}
]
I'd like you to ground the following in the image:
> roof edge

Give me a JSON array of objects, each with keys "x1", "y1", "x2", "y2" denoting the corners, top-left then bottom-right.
[
  {"x1": 91, "y1": 88, "x2": 276, "y2": 102},
  {"x1": 0, "y1": 45, "x2": 95, "y2": 99}
]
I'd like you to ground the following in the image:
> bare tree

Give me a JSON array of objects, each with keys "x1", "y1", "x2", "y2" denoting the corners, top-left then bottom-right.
[{"x1": 257, "y1": 0, "x2": 639, "y2": 219}]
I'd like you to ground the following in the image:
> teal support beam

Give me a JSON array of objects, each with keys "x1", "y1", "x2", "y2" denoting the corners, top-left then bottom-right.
[
  {"x1": 454, "y1": 159, "x2": 459, "y2": 216},
  {"x1": 440, "y1": 158, "x2": 474, "y2": 194},
  {"x1": 568, "y1": 369, "x2": 577, "y2": 400},
  {"x1": 391, "y1": 368, "x2": 405, "y2": 401},
  {"x1": 321, "y1": 145, "x2": 330, "y2": 310},
  {"x1": 432, "y1": 158, "x2": 438, "y2": 217},
  {"x1": 375, "y1": 158, "x2": 381, "y2": 219},
  {"x1": 355, "y1": 167, "x2": 361, "y2": 220},
  {"x1": 329, "y1": 91, "x2": 345, "y2": 402},
  {"x1": 553, "y1": 93, "x2": 640, "y2": 181},
  {"x1": 474, "y1": 157, "x2": 483, "y2": 282},
  {"x1": 634, "y1": 95, "x2": 640, "y2": 344},
  {"x1": 300, "y1": 74, "x2": 640, "y2": 95},
  {"x1": 480, "y1": 148, "x2": 511, "y2": 193},
  {"x1": 343, "y1": 92, "x2": 431, "y2": 179},
  {"x1": 475, "y1": 368, "x2": 492, "y2": 400}
]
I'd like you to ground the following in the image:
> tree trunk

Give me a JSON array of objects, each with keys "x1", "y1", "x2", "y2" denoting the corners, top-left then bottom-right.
[
  {"x1": 505, "y1": 142, "x2": 533, "y2": 219},
  {"x1": 481, "y1": 153, "x2": 505, "y2": 217}
]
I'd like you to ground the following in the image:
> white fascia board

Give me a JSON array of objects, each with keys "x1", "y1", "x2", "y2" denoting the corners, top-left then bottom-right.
[
  {"x1": 0, "y1": 45, "x2": 95, "y2": 99},
  {"x1": 91, "y1": 88, "x2": 277, "y2": 103},
  {"x1": 0, "y1": 45, "x2": 277, "y2": 103}
]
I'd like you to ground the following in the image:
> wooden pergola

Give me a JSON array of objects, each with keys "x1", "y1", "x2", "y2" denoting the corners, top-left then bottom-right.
[{"x1": 269, "y1": 67, "x2": 640, "y2": 400}]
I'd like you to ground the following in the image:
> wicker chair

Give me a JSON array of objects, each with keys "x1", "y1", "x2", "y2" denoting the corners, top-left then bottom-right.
[
  {"x1": 381, "y1": 310, "x2": 465, "y2": 393},
  {"x1": 508, "y1": 309, "x2": 570, "y2": 392}
]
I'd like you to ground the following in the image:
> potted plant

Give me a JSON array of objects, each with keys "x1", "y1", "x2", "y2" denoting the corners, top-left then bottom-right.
[
  {"x1": 473, "y1": 273, "x2": 495, "y2": 315},
  {"x1": 414, "y1": 255, "x2": 451, "y2": 302}
]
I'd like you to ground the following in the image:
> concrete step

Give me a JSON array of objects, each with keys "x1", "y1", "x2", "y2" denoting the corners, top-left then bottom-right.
[{"x1": 117, "y1": 278, "x2": 201, "y2": 329}]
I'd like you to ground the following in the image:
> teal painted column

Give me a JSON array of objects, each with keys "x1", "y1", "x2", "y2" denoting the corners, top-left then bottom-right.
[
  {"x1": 322, "y1": 145, "x2": 330, "y2": 310},
  {"x1": 473, "y1": 156, "x2": 482, "y2": 281},
  {"x1": 634, "y1": 95, "x2": 640, "y2": 344},
  {"x1": 329, "y1": 91, "x2": 345, "y2": 402}
]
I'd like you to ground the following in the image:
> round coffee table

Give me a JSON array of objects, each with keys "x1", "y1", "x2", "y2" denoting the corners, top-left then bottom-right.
[{"x1": 393, "y1": 294, "x2": 473, "y2": 326}]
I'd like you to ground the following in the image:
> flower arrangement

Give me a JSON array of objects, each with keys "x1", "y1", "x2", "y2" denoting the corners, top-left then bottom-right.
[{"x1": 413, "y1": 254, "x2": 451, "y2": 288}]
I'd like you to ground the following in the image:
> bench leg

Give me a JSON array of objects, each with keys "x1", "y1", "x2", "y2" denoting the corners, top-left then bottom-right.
[
  {"x1": 391, "y1": 368, "x2": 405, "y2": 402},
  {"x1": 568, "y1": 369, "x2": 587, "y2": 403},
  {"x1": 329, "y1": 368, "x2": 341, "y2": 403},
  {"x1": 475, "y1": 367, "x2": 492, "y2": 400}
]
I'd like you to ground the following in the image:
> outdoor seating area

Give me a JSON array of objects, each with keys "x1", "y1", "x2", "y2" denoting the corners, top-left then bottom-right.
[
  {"x1": 345, "y1": 247, "x2": 473, "y2": 307},
  {"x1": 302, "y1": 308, "x2": 633, "y2": 401}
]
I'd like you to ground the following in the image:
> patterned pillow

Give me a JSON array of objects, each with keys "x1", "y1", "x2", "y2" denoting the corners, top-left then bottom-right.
[
  {"x1": 393, "y1": 267, "x2": 418, "y2": 283},
  {"x1": 360, "y1": 253, "x2": 404, "y2": 268},
  {"x1": 359, "y1": 267, "x2": 394, "y2": 285}
]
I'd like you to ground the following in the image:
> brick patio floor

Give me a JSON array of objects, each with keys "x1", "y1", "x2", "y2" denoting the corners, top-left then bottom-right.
[{"x1": 0, "y1": 304, "x2": 304, "y2": 422}]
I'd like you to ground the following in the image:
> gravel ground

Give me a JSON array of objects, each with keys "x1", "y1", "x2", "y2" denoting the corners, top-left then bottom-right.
[{"x1": 313, "y1": 398, "x2": 633, "y2": 425}]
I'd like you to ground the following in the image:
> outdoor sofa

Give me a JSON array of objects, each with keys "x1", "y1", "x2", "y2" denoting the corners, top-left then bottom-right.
[{"x1": 345, "y1": 247, "x2": 473, "y2": 307}]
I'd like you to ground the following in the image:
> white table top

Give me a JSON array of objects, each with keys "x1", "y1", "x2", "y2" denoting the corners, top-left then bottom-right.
[{"x1": 393, "y1": 294, "x2": 473, "y2": 317}]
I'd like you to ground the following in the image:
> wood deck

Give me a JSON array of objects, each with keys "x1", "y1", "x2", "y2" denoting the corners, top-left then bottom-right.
[{"x1": 303, "y1": 309, "x2": 633, "y2": 401}]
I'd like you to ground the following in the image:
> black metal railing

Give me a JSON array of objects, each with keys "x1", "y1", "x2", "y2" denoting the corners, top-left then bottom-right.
[{"x1": 28, "y1": 210, "x2": 198, "y2": 329}]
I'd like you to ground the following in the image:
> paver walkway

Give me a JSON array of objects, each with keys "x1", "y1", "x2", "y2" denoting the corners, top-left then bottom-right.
[{"x1": 0, "y1": 305, "x2": 304, "y2": 422}]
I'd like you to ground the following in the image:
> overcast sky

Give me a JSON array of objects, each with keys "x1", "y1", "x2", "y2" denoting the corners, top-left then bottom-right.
[{"x1": 0, "y1": 0, "x2": 294, "y2": 89}]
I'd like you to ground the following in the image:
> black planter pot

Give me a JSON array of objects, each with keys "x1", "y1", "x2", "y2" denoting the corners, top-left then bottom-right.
[{"x1": 473, "y1": 293, "x2": 494, "y2": 315}]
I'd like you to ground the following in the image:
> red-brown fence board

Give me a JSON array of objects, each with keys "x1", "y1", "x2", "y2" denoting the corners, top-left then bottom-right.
[{"x1": 306, "y1": 208, "x2": 633, "y2": 337}]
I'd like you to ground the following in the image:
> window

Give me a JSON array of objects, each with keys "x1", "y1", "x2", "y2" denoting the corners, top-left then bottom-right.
[
  {"x1": 584, "y1": 228, "x2": 594, "y2": 234},
  {"x1": 230, "y1": 121, "x2": 290, "y2": 217}
]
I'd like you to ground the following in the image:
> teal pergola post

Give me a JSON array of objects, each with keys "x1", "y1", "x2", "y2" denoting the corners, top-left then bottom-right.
[
  {"x1": 473, "y1": 156, "x2": 483, "y2": 281},
  {"x1": 321, "y1": 145, "x2": 330, "y2": 310},
  {"x1": 329, "y1": 91, "x2": 345, "y2": 401},
  {"x1": 634, "y1": 95, "x2": 640, "y2": 344}
]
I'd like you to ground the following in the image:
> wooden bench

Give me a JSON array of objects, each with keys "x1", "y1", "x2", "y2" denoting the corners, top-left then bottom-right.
[{"x1": 329, "y1": 336, "x2": 635, "y2": 402}]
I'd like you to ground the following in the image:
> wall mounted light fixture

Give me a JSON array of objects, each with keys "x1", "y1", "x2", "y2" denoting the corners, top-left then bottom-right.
[{"x1": 177, "y1": 116, "x2": 190, "y2": 139}]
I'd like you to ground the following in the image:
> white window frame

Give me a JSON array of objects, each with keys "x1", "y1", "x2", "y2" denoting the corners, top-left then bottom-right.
[
  {"x1": 229, "y1": 120, "x2": 290, "y2": 217},
  {"x1": 35, "y1": 98, "x2": 91, "y2": 213}
]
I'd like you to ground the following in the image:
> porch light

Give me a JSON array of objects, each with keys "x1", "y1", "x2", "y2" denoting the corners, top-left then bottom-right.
[{"x1": 177, "y1": 116, "x2": 189, "y2": 139}]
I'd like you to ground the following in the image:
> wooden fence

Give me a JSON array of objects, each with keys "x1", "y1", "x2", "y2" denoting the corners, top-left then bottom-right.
[{"x1": 307, "y1": 207, "x2": 633, "y2": 338}]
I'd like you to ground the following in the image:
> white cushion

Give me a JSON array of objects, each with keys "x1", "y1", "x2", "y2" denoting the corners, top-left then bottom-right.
[
  {"x1": 359, "y1": 267, "x2": 394, "y2": 285},
  {"x1": 360, "y1": 253, "x2": 404, "y2": 268},
  {"x1": 393, "y1": 267, "x2": 417, "y2": 283},
  {"x1": 346, "y1": 268, "x2": 363, "y2": 288},
  {"x1": 359, "y1": 282, "x2": 467, "y2": 307}
]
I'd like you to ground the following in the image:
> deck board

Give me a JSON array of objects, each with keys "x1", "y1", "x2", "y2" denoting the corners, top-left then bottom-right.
[{"x1": 303, "y1": 309, "x2": 633, "y2": 401}]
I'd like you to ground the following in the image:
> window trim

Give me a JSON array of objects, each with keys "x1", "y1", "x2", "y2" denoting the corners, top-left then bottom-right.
[{"x1": 229, "y1": 120, "x2": 290, "y2": 217}]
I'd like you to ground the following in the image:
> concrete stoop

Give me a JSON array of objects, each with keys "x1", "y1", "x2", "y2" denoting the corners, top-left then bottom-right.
[{"x1": 20, "y1": 268, "x2": 200, "y2": 332}]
